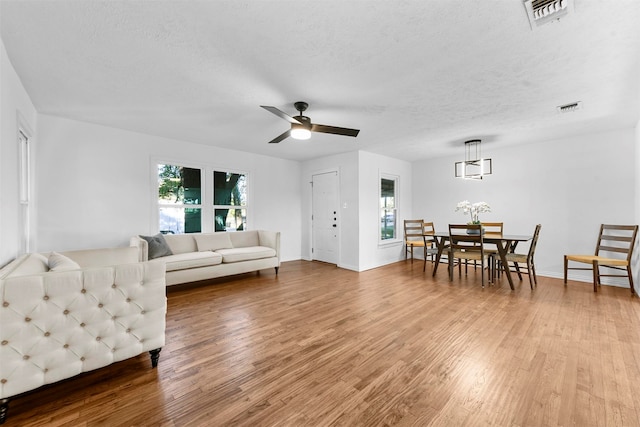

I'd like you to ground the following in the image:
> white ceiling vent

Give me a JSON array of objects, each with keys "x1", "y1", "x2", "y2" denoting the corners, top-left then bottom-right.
[
  {"x1": 524, "y1": 0, "x2": 574, "y2": 29},
  {"x1": 557, "y1": 101, "x2": 582, "y2": 113}
]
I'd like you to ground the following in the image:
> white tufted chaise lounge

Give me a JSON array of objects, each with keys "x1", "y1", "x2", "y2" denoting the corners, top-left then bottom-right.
[{"x1": 0, "y1": 247, "x2": 166, "y2": 424}]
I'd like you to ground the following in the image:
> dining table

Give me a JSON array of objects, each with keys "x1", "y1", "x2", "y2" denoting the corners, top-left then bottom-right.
[{"x1": 429, "y1": 231, "x2": 533, "y2": 290}]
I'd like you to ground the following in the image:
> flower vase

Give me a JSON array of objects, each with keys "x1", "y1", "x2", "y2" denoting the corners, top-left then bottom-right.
[{"x1": 466, "y1": 225, "x2": 484, "y2": 235}]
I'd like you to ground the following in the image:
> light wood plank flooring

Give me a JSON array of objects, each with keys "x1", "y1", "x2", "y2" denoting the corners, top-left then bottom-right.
[{"x1": 7, "y1": 260, "x2": 640, "y2": 426}]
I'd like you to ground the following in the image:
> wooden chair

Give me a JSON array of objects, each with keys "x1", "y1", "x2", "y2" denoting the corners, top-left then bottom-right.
[
  {"x1": 504, "y1": 224, "x2": 542, "y2": 289},
  {"x1": 564, "y1": 224, "x2": 638, "y2": 293},
  {"x1": 448, "y1": 224, "x2": 492, "y2": 288},
  {"x1": 481, "y1": 221, "x2": 503, "y2": 276},
  {"x1": 422, "y1": 221, "x2": 439, "y2": 272},
  {"x1": 404, "y1": 219, "x2": 425, "y2": 263}
]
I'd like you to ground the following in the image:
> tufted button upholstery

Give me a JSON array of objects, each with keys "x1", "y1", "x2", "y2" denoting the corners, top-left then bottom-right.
[{"x1": 0, "y1": 258, "x2": 166, "y2": 400}]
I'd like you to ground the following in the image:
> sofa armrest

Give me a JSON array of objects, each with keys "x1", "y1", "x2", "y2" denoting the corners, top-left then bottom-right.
[
  {"x1": 258, "y1": 230, "x2": 280, "y2": 262},
  {"x1": 130, "y1": 236, "x2": 149, "y2": 262}
]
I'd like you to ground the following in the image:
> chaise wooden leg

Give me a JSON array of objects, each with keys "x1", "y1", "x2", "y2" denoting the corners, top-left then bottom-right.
[
  {"x1": 149, "y1": 348, "x2": 162, "y2": 368},
  {"x1": 0, "y1": 397, "x2": 10, "y2": 425},
  {"x1": 275, "y1": 266, "x2": 279, "y2": 275}
]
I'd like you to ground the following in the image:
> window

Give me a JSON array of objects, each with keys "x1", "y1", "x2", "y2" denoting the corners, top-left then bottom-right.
[
  {"x1": 157, "y1": 164, "x2": 202, "y2": 234},
  {"x1": 214, "y1": 171, "x2": 247, "y2": 231},
  {"x1": 380, "y1": 175, "x2": 398, "y2": 241},
  {"x1": 18, "y1": 129, "x2": 31, "y2": 253}
]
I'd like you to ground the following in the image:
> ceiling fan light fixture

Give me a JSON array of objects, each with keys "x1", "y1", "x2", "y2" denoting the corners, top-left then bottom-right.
[
  {"x1": 290, "y1": 123, "x2": 311, "y2": 140},
  {"x1": 291, "y1": 128, "x2": 311, "y2": 140},
  {"x1": 261, "y1": 101, "x2": 360, "y2": 144}
]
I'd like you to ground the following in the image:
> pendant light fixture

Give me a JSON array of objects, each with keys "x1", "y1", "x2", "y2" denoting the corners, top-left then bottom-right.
[{"x1": 454, "y1": 139, "x2": 492, "y2": 180}]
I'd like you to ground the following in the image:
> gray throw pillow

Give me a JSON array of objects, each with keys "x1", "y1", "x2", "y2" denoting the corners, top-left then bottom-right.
[{"x1": 140, "y1": 233, "x2": 173, "y2": 259}]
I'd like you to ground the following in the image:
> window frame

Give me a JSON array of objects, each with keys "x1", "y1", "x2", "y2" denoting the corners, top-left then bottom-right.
[
  {"x1": 379, "y1": 172, "x2": 400, "y2": 244},
  {"x1": 152, "y1": 160, "x2": 250, "y2": 234},
  {"x1": 155, "y1": 161, "x2": 204, "y2": 234},
  {"x1": 213, "y1": 169, "x2": 248, "y2": 232}
]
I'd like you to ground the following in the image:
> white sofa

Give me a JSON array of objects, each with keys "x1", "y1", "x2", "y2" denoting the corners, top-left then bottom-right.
[
  {"x1": 130, "y1": 230, "x2": 280, "y2": 286},
  {"x1": 0, "y1": 247, "x2": 166, "y2": 424}
]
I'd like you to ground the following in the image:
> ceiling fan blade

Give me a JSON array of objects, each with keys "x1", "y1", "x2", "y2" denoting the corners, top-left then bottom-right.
[
  {"x1": 261, "y1": 106, "x2": 302, "y2": 124},
  {"x1": 267, "y1": 130, "x2": 291, "y2": 144},
  {"x1": 311, "y1": 124, "x2": 360, "y2": 137}
]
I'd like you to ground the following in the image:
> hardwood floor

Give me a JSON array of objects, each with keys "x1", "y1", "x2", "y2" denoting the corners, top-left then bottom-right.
[{"x1": 7, "y1": 260, "x2": 640, "y2": 426}]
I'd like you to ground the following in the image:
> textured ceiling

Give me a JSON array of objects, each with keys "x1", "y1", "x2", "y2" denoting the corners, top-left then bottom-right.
[{"x1": 1, "y1": 0, "x2": 640, "y2": 161}]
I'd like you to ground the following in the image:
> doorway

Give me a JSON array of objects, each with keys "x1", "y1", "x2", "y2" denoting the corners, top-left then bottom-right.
[{"x1": 312, "y1": 171, "x2": 339, "y2": 265}]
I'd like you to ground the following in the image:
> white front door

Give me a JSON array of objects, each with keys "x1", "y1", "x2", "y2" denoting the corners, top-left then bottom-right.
[{"x1": 312, "y1": 171, "x2": 339, "y2": 264}]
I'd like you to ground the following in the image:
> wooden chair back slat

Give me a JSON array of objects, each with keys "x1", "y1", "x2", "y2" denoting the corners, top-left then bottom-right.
[
  {"x1": 527, "y1": 224, "x2": 542, "y2": 259},
  {"x1": 404, "y1": 220, "x2": 424, "y2": 242},
  {"x1": 595, "y1": 224, "x2": 639, "y2": 262}
]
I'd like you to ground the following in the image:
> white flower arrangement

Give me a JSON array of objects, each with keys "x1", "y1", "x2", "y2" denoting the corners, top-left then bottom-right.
[{"x1": 455, "y1": 200, "x2": 491, "y2": 224}]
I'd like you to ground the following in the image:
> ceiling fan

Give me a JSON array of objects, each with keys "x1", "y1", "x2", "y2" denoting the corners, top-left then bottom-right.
[{"x1": 260, "y1": 101, "x2": 360, "y2": 144}]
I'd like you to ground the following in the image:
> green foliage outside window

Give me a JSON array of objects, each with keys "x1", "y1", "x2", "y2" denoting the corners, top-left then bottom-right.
[
  {"x1": 214, "y1": 171, "x2": 246, "y2": 232},
  {"x1": 158, "y1": 164, "x2": 202, "y2": 233}
]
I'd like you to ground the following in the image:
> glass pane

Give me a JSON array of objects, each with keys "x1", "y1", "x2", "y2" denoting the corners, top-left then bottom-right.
[
  {"x1": 380, "y1": 178, "x2": 395, "y2": 209},
  {"x1": 159, "y1": 207, "x2": 201, "y2": 234},
  {"x1": 380, "y1": 208, "x2": 396, "y2": 240},
  {"x1": 215, "y1": 208, "x2": 246, "y2": 232},
  {"x1": 214, "y1": 171, "x2": 246, "y2": 206},
  {"x1": 158, "y1": 164, "x2": 201, "y2": 204}
]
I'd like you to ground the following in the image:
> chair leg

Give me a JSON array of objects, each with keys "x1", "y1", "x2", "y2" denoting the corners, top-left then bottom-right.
[
  {"x1": 527, "y1": 261, "x2": 534, "y2": 290},
  {"x1": 531, "y1": 262, "x2": 537, "y2": 286},
  {"x1": 627, "y1": 265, "x2": 635, "y2": 295},
  {"x1": 564, "y1": 256, "x2": 568, "y2": 285},
  {"x1": 592, "y1": 260, "x2": 599, "y2": 292},
  {"x1": 513, "y1": 262, "x2": 522, "y2": 280},
  {"x1": 423, "y1": 251, "x2": 428, "y2": 273}
]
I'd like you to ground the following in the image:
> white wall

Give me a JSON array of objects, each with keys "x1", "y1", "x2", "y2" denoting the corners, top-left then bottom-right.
[
  {"x1": 0, "y1": 39, "x2": 38, "y2": 266},
  {"x1": 35, "y1": 114, "x2": 302, "y2": 262},
  {"x1": 358, "y1": 151, "x2": 412, "y2": 271},
  {"x1": 301, "y1": 151, "x2": 360, "y2": 270},
  {"x1": 301, "y1": 150, "x2": 412, "y2": 272},
  {"x1": 634, "y1": 120, "x2": 640, "y2": 294},
  {"x1": 413, "y1": 128, "x2": 637, "y2": 286}
]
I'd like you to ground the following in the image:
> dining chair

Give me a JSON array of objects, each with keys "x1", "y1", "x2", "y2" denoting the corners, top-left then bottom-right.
[
  {"x1": 503, "y1": 224, "x2": 542, "y2": 289},
  {"x1": 448, "y1": 223, "x2": 492, "y2": 288},
  {"x1": 564, "y1": 224, "x2": 638, "y2": 293},
  {"x1": 422, "y1": 221, "x2": 439, "y2": 272},
  {"x1": 481, "y1": 221, "x2": 503, "y2": 277},
  {"x1": 404, "y1": 219, "x2": 426, "y2": 263}
]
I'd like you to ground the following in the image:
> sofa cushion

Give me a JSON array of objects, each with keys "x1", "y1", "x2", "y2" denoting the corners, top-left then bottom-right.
[
  {"x1": 163, "y1": 234, "x2": 197, "y2": 254},
  {"x1": 161, "y1": 251, "x2": 223, "y2": 272},
  {"x1": 48, "y1": 252, "x2": 81, "y2": 272},
  {"x1": 215, "y1": 246, "x2": 277, "y2": 263},
  {"x1": 139, "y1": 233, "x2": 173, "y2": 259},
  {"x1": 1, "y1": 253, "x2": 50, "y2": 278},
  {"x1": 229, "y1": 231, "x2": 260, "y2": 248},
  {"x1": 194, "y1": 233, "x2": 233, "y2": 252},
  {"x1": 61, "y1": 247, "x2": 139, "y2": 268}
]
